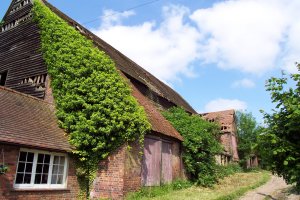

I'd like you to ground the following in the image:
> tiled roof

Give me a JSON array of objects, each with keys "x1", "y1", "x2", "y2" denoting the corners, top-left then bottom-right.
[
  {"x1": 128, "y1": 79, "x2": 183, "y2": 141},
  {"x1": 0, "y1": 86, "x2": 72, "y2": 152},
  {"x1": 41, "y1": 0, "x2": 196, "y2": 114}
]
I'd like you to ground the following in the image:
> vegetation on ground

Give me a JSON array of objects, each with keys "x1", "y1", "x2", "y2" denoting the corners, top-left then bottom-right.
[
  {"x1": 260, "y1": 63, "x2": 300, "y2": 191},
  {"x1": 126, "y1": 171, "x2": 270, "y2": 200},
  {"x1": 33, "y1": 0, "x2": 151, "y2": 197},
  {"x1": 126, "y1": 180, "x2": 193, "y2": 200},
  {"x1": 162, "y1": 107, "x2": 222, "y2": 186}
]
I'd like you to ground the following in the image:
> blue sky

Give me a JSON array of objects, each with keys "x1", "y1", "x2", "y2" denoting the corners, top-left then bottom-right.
[{"x1": 1, "y1": 0, "x2": 299, "y2": 123}]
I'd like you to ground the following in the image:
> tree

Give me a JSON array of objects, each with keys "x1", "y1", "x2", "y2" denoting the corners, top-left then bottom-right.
[
  {"x1": 235, "y1": 111, "x2": 261, "y2": 168},
  {"x1": 261, "y1": 64, "x2": 300, "y2": 191}
]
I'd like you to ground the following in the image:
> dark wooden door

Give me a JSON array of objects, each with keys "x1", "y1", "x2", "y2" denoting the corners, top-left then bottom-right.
[
  {"x1": 142, "y1": 137, "x2": 161, "y2": 186},
  {"x1": 161, "y1": 141, "x2": 172, "y2": 184}
]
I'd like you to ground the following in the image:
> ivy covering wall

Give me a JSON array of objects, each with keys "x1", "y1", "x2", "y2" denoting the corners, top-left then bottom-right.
[
  {"x1": 163, "y1": 107, "x2": 222, "y2": 186},
  {"x1": 32, "y1": 0, "x2": 151, "y2": 196}
]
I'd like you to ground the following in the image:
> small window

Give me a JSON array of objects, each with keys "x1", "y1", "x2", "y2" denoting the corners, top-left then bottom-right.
[
  {"x1": 14, "y1": 149, "x2": 68, "y2": 189},
  {"x1": 0, "y1": 71, "x2": 8, "y2": 86}
]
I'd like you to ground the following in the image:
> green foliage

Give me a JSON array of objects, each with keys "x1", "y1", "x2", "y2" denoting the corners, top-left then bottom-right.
[
  {"x1": 0, "y1": 164, "x2": 8, "y2": 175},
  {"x1": 261, "y1": 64, "x2": 300, "y2": 191},
  {"x1": 126, "y1": 180, "x2": 192, "y2": 200},
  {"x1": 32, "y1": 0, "x2": 151, "y2": 196},
  {"x1": 162, "y1": 107, "x2": 222, "y2": 187},
  {"x1": 235, "y1": 111, "x2": 262, "y2": 168},
  {"x1": 0, "y1": 20, "x2": 4, "y2": 27}
]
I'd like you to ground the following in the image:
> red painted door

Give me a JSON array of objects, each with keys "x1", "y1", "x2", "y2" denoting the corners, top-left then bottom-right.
[
  {"x1": 161, "y1": 141, "x2": 172, "y2": 184},
  {"x1": 142, "y1": 138, "x2": 161, "y2": 186}
]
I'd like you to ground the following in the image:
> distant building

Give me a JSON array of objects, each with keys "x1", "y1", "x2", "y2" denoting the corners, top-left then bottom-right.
[{"x1": 201, "y1": 110, "x2": 239, "y2": 165}]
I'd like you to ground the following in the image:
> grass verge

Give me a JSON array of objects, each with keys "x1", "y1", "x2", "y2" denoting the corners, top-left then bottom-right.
[{"x1": 126, "y1": 171, "x2": 271, "y2": 200}]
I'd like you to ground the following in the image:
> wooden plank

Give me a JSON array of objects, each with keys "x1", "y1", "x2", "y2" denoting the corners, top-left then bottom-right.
[
  {"x1": 142, "y1": 137, "x2": 161, "y2": 186},
  {"x1": 161, "y1": 141, "x2": 172, "y2": 184},
  {"x1": 0, "y1": 18, "x2": 47, "y2": 98}
]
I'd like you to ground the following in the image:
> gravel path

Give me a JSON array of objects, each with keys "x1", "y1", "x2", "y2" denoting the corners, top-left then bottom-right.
[{"x1": 239, "y1": 175, "x2": 299, "y2": 200}]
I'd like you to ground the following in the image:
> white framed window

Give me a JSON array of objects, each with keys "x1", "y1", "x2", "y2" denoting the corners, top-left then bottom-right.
[{"x1": 14, "y1": 148, "x2": 68, "y2": 189}]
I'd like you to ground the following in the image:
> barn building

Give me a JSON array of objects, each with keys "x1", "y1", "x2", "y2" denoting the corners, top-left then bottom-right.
[{"x1": 0, "y1": 0, "x2": 197, "y2": 199}]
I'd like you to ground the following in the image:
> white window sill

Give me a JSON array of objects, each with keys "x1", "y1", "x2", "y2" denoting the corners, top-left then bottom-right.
[{"x1": 12, "y1": 188, "x2": 69, "y2": 192}]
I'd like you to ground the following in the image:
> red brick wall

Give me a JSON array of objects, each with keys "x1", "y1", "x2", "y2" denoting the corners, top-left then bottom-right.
[
  {"x1": 123, "y1": 141, "x2": 142, "y2": 194},
  {"x1": 220, "y1": 133, "x2": 232, "y2": 154},
  {"x1": 0, "y1": 144, "x2": 80, "y2": 200},
  {"x1": 91, "y1": 145, "x2": 126, "y2": 200}
]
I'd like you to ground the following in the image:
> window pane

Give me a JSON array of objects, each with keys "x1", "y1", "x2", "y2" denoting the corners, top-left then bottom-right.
[
  {"x1": 15, "y1": 173, "x2": 24, "y2": 184},
  {"x1": 59, "y1": 157, "x2": 65, "y2": 165},
  {"x1": 52, "y1": 165, "x2": 58, "y2": 174},
  {"x1": 41, "y1": 174, "x2": 48, "y2": 184},
  {"x1": 51, "y1": 156, "x2": 66, "y2": 185},
  {"x1": 36, "y1": 164, "x2": 42, "y2": 173},
  {"x1": 53, "y1": 156, "x2": 59, "y2": 164},
  {"x1": 57, "y1": 175, "x2": 63, "y2": 184},
  {"x1": 17, "y1": 162, "x2": 25, "y2": 173},
  {"x1": 19, "y1": 152, "x2": 27, "y2": 162},
  {"x1": 25, "y1": 163, "x2": 33, "y2": 173},
  {"x1": 15, "y1": 151, "x2": 33, "y2": 185},
  {"x1": 37, "y1": 154, "x2": 44, "y2": 163},
  {"x1": 34, "y1": 174, "x2": 41, "y2": 184},
  {"x1": 43, "y1": 164, "x2": 49, "y2": 173},
  {"x1": 34, "y1": 154, "x2": 51, "y2": 185},
  {"x1": 58, "y1": 166, "x2": 64, "y2": 174},
  {"x1": 51, "y1": 174, "x2": 57, "y2": 184},
  {"x1": 44, "y1": 155, "x2": 50, "y2": 163},
  {"x1": 24, "y1": 173, "x2": 31, "y2": 184},
  {"x1": 27, "y1": 153, "x2": 34, "y2": 162}
]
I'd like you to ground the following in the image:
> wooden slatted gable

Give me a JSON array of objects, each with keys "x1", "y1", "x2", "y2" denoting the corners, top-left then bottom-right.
[{"x1": 0, "y1": 0, "x2": 47, "y2": 99}]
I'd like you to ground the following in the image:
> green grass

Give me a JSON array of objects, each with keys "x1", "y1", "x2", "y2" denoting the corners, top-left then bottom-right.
[{"x1": 126, "y1": 171, "x2": 271, "y2": 200}]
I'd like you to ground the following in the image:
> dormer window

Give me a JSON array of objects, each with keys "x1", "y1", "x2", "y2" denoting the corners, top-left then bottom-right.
[{"x1": 0, "y1": 70, "x2": 8, "y2": 86}]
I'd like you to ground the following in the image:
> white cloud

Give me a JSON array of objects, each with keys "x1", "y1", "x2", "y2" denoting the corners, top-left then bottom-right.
[
  {"x1": 190, "y1": 0, "x2": 300, "y2": 74},
  {"x1": 204, "y1": 98, "x2": 247, "y2": 112},
  {"x1": 232, "y1": 78, "x2": 255, "y2": 88},
  {"x1": 91, "y1": 0, "x2": 300, "y2": 83},
  {"x1": 92, "y1": 5, "x2": 201, "y2": 83},
  {"x1": 100, "y1": 9, "x2": 135, "y2": 28}
]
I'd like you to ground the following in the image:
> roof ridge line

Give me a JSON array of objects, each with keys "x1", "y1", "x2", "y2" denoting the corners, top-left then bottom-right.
[{"x1": 200, "y1": 109, "x2": 235, "y2": 115}]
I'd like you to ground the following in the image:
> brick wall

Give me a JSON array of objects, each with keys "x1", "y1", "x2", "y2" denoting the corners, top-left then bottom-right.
[
  {"x1": 91, "y1": 141, "x2": 145, "y2": 200},
  {"x1": 91, "y1": 144, "x2": 127, "y2": 200},
  {"x1": 123, "y1": 141, "x2": 142, "y2": 194},
  {"x1": 220, "y1": 132, "x2": 232, "y2": 154},
  {"x1": 0, "y1": 144, "x2": 80, "y2": 200}
]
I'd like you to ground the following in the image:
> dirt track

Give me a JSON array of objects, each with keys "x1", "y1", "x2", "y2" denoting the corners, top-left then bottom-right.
[{"x1": 239, "y1": 175, "x2": 299, "y2": 200}]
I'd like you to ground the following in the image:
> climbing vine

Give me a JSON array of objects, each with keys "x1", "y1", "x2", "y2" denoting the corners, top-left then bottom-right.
[
  {"x1": 32, "y1": 0, "x2": 151, "y2": 197},
  {"x1": 163, "y1": 107, "x2": 222, "y2": 187}
]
